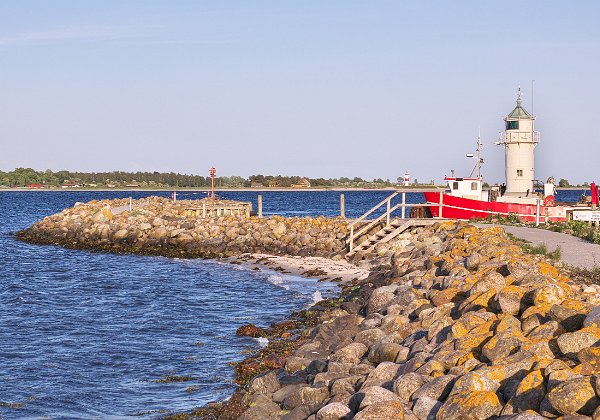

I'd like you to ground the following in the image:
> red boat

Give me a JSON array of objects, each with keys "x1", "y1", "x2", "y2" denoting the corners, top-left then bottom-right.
[
  {"x1": 423, "y1": 90, "x2": 596, "y2": 223},
  {"x1": 423, "y1": 180, "x2": 570, "y2": 223}
]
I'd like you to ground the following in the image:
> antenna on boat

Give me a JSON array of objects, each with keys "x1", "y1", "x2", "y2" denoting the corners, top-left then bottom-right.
[{"x1": 468, "y1": 129, "x2": 484, "y2": 179}]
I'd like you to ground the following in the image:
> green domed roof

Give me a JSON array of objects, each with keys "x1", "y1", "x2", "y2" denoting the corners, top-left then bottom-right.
[{"x1": 507, "y1": 97, "x2": 532, "y2": 119}]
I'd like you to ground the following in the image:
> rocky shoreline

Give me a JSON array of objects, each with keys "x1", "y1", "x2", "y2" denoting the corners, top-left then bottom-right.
[
  {"x1": 219, "y1": 221, "x2": 600, "y2": 419},
  {"x1": 17, "y1": 198, "x2": 600, "y2": 419}
]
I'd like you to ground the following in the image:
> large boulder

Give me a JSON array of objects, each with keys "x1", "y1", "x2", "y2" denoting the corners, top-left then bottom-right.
[
  {"x1": 368, "y1": 342, "x2": 409, "y2": 364},
  {"x1": 436, "y1": 391, "x2": 502, "y2": 420},
  {"x1": 367, "y1": 285, "x2": 399, "y2": 314},
  {"x1": 354, "y1": 400, "x2": 405, "y2": 420},
  {"x1": 330, "y1": 343, "x2": 368, "y2": 364},
  {"x1": 411, "y1": 375, "x2": 456, "y2": 402},
  {"x1": 393, "y1": 373, "x2": 430, "y2": 403},
  {"x1": 316, "y1": 402, "x2": 353, "y2": 420},
  {"x1": 557, "y1": 328, "x2": 600, "y2": 360},
  {"x1": 546, "y1": 377, "x2": 599, "y2": 415}
]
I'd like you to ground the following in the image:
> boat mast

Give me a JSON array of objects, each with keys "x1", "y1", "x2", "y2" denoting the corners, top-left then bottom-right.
[{"x1": 469, "y1": 129, "x2": 484, "y2": 179}]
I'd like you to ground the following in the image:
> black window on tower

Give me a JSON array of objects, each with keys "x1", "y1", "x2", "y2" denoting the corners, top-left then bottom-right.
[{"x1": 506, "y1": 121, "x2": 519, "y2": 130}]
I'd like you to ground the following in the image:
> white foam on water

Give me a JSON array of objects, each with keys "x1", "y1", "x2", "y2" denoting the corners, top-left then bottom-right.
[
  {"x1": 254, "y1": 337, "x2": 269, "y2": 348},
  {"x1": 267, "y1": 274, "x2": 290, "y2": 290},
  {"x1": 311, "y1": 290, "x2": 323, "y2": 305},
  {"x1": 267, "y1": 274, "x2": 283, "y2": 284}
]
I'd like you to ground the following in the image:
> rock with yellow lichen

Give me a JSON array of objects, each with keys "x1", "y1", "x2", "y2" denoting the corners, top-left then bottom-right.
[
  {"x1": 545, "y1": 376, "x2": 599, "y2": 415},
  {"x1": 436, "y1": 390, "x2": 502, "y2": 419}
]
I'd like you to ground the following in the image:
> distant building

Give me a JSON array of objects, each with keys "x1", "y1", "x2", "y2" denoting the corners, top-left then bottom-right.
[
  {"x1": 251, "y1": 181, "x2": 264, "y2": 188},
  {"x1": 268, "y1": 181, "x2": 278, "y2": 188},
  {"x1": 291, "y1": 178, "x2": 311, "y2": 188},
  {"x1": 61, "y1": 182, "x2": 80, "y2": 188},
  {"x1": 26, "y1": 184, "x2": 45, "y2": 189}
]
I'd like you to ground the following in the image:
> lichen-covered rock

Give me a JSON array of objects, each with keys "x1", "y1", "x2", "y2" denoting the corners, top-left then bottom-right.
[
  {"x1": 577, "y1": 347, "x2": 600, "y2": 375},
  {"x1": 533, "y1": 283, "x2": 569, "y2": 307},
  {"x1": 411, "y1": 375, "x2": 456, "y2": 402},
  {"x1": 502, "y1": 369, "x2": 545, "y2": 414},
  {"x1": 361, "y1": 362, "x2": 401, "y2": 389},
  {"x1": 546, "y1": 377, "x2": 599, "y2": 415},
  {"x1": 448, "y1": 371, "x2": 499, "y2": 396},
  {"x1": 282, "y1": 384, "x2": 330, "y2": 410},
  {"x1": 354, "y1": 399, "x2": 405, "y2": 419},
  {"x1": 394, "y1": 372, "x2": 430, "y2": 403},
  {"x1": 316, "y1": 402, "x2": 353, "y2": 420},
  {"x1": 557, "y1": 328, "x2": 600, "y2": 360},
  {"x1": 412, "y1": 396, "x2": 442, "y2": 420},
  {"x1": 368, "y1": 342, "x2": 408, "y2": 364},
  {"x1": 357, "y1": 386, "x2": 402, "y2": 412},
  {"x1": 367, "y1": 285, "x2": 398, "y2": 314},
  {"x1": 330, "y1": 343, "x2": 368, "y2": 364},
  {"x1": 436, "y1": 390, "x2": 502, "y2": 420},
  {"x1": 481, "y1": 330, "x2": 523, "y2": 363},
  {"x1": 584, "y1": 306, "x2": 600, "y2": 328},
  {"x1": 497, "y1": 285, "x2": 526, "y2": 316},
  {"x1": 248, "y1": 370, "x2": 281, "y2": 395}
]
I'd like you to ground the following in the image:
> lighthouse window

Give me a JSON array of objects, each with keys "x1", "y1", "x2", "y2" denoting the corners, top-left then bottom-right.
[
  {"x1": 506, "y1": 121, "x2": 519, "y2": 130},
  {"x1": 517, "y1": 169, "x2": 523, "y2": 177}
]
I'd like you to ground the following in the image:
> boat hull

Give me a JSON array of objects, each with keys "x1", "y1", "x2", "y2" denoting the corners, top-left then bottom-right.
[{"x1": 423, "y1": 192, "x2": 568, "y2": 222}]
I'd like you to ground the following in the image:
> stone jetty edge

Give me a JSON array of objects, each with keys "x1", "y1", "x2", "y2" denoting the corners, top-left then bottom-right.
[
  {"x1": 15, "y1": 197, "x2": 349, "y2": 259},
  {"x1": 15, "y1": 196, "x2": 600, "y2": 419}
]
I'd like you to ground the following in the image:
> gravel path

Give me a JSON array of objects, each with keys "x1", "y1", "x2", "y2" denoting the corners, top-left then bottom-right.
[{"x1": 476, "y1": 223, "x2": 600, "y2": 270}]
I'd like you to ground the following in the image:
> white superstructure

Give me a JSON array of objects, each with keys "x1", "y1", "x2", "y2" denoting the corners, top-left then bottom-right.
[{"x1": 497, "y1": 89, "x2": 540, "y2": 197}]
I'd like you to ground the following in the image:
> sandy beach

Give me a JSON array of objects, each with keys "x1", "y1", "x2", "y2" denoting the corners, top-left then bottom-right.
[{"x1": 230, "y1": 253, "x2": 370, "y2": 284}]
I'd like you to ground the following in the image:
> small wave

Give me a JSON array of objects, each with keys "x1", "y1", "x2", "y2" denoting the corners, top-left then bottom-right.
[
  {"x1": 267, "y1": 274, "x2": 283, "y2": 284},
  {"x1": 311, "y1": 290, "x2": 323, "y2": 305},
  {"x1": 254, "y1": 337, "x2": 269, "y2": 348},
  {"x1": 266, "y1": 274, "x2": 290, "y2": 289}
]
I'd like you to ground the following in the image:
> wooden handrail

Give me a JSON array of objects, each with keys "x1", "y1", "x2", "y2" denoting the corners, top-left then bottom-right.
[
  {"x1": 348, "y1": 191, "x2": 403, "y2": 253},
  {"x1": 348, "y1": 191, "x2": 400, "y2": 228},
  {"x1": 353, "y1": 203, "x2": 401, "y2": 240}
]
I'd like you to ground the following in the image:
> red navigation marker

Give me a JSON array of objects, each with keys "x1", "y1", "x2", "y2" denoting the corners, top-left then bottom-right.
[{"x1": 209, "y1": 167, "x2": 216, "y2": 199}]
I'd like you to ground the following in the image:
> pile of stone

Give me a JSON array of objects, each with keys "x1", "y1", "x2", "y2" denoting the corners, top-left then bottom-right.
[
  {"x1": 238, "y1": 221, "x2": 600, "y2": 419},
  {"x1": 17, "y1": 197, "x2": 348, "y2": 258}
]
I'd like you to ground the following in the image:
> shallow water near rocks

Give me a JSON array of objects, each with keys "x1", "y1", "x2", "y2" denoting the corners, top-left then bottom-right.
[{"x1": 0, "y1": 189, "x2": 582, "y2": 418}]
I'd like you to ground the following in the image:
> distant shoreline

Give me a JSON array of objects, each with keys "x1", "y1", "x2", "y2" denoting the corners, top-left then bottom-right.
[
  {"x1": 0, "y1": 186, "x2": 589, "y2": 193},
  {"x1": 0, "y1": 187, "x2": 444, "y2": 193}
]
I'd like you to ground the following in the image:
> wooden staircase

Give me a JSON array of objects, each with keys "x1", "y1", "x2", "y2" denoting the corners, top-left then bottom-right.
[
  {"x1": 345, "y1": 191, "x2": 436, "y2": 258},
  {"x1": 346, "y1": 218, "x2": 418, "y2": 258}
]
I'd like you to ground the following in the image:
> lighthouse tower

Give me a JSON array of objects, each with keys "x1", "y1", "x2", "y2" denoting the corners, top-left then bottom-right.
[{"x1": 498, "y1": 89, "x2": 540, "y2": 197}]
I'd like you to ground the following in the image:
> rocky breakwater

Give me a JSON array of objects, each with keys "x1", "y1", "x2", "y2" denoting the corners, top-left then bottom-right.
[
  {"x1": 16, "y1": 197, "x2": 348, "y2": 258},
  {"x1": 236, "y1": 221, "x2": 600, "y2": 419}
]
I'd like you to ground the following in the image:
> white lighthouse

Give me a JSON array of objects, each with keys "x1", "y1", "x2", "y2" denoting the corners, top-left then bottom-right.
[{"x1": 497, "y1": 88, "x2": 540, "y2": 197}]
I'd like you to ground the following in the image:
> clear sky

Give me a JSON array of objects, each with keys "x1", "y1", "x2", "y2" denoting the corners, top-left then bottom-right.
[{"x1": 1, "y1": 1, "x2": 599, "y2": 184}]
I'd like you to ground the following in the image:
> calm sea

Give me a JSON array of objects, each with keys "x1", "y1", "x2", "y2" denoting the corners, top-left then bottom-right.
[{"x1": 0, "y1": 189, "x2": 584, "y2": 418}]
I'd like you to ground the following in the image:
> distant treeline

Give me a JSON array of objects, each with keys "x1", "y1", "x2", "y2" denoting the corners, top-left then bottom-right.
[{"x1": 0, "y1": 168, "x2": 433, "y2": 188}]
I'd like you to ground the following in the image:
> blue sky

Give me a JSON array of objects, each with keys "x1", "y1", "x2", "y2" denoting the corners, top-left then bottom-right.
[{"x1": 1, "y1": 1, "x2": 599, "y2": 184}]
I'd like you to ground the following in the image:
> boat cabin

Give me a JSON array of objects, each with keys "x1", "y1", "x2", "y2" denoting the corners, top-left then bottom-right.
[{"x1": 445, "y1": 177, "x2": 488, "y2": 201}]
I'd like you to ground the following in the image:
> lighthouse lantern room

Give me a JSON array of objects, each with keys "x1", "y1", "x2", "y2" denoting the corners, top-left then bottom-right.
[{"x1": 496, "y1": 88, "x2": 540, "y2": 199}]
